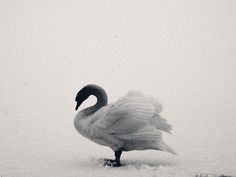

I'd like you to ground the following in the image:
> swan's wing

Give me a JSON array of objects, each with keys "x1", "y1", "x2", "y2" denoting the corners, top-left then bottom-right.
[{"x1": 94, "y1": 91, "x2": 165, "y2": 135}]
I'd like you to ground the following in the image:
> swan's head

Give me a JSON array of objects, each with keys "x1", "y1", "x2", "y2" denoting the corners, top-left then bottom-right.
[
  {"x1": 75, "y1": 86, "x2": 92, "y2": 110},
  {"x1": 75, "y1": 84, "x2": 107, "y2": 111}
]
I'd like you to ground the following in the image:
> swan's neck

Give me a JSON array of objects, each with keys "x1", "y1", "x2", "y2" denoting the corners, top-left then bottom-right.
[{"x1": 82, "y1": 88, "x2": 108, "y2": 116}]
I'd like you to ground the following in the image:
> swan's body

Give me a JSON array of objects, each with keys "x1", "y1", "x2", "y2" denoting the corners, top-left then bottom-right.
[{"x1": 74, "y1": 84, "x2": 176, "y2": 167}]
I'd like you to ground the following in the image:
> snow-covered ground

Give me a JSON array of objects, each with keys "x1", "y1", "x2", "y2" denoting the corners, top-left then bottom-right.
[{"x1": 1, "y1": 1, "x2": 236, "y2": 176}]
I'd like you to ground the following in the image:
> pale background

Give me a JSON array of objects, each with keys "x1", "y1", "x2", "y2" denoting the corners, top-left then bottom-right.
[{"x1": 0, "y1": 1, "x2": 236, "y2": 176}]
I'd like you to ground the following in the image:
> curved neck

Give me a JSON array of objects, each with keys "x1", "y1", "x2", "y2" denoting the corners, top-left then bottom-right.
[{"x1": 83, "y1": 86, "x2": 108, "y2": 116}]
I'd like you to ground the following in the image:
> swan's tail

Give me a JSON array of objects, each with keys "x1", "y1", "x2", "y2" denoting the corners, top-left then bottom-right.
[{"x1": 157, "y1": 141, "x2": 177, "y2": 155}]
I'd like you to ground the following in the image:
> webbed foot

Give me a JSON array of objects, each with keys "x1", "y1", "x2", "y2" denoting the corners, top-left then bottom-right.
[{"x1": 104, "y1": 159, "x2": 122, "y2": 167}]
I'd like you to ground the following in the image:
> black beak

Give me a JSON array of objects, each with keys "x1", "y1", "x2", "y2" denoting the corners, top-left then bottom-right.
[
  {"x1": 75, "y1": 103, "x2": 79, "y2": 111},
  {"x1": 75, "y1": 101, "x2": 82, "y2": 111}
]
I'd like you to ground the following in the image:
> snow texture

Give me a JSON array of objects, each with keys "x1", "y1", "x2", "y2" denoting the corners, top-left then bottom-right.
[{"x1": 1, "y1": 1, "x2": 236, "y2": 177}]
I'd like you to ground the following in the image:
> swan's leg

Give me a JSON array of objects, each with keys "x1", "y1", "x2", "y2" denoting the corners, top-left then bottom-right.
[
  {"x1": 104, "y1": 149, "x2": 123, "y2": 167},
  {"x1": 114, "y1": 149, "x2": 122, "y2": 166}
]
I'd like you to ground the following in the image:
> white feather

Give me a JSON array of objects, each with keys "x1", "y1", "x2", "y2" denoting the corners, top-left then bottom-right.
[{"x1": 74, "y1": 90, "x2": 175, "y2": 153}]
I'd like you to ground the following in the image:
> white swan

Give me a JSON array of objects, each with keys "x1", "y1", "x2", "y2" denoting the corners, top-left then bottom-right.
[{"x1": 74, "y1": 84, "x2": 176, "y2": 167}]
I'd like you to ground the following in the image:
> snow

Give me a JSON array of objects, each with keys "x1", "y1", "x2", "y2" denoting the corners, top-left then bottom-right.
[{"x1": 1, "y1": 1, "x2": 236, "y2": 177}]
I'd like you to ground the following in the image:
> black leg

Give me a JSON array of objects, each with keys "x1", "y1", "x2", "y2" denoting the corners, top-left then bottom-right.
[
  {"x1": 115, "y1": 149, "x2": 122, "y2": 165},
  {"x1": 104, "y1": 149, "x2": 123, "y2": 167}
]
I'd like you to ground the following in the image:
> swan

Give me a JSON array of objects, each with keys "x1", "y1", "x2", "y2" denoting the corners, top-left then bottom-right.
[{"x1": 74, "y1": 84, "x2": 176, "y2": 167}]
